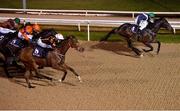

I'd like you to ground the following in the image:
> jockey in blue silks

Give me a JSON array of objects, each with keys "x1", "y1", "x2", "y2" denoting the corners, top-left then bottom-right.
[{"x1": 135, "y1": 12, "x2": 155, "y2": 30}]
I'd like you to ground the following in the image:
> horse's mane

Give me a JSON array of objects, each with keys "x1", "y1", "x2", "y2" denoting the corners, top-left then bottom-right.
[
  {"x1": 154, "y1": 17, "x2": 166, "y2": 23},
  {"x1": 60, "y1": 35, "x2": 76, "y2": 45},
  {"x1": 63, "y1": 35, "x2": 76, "y2": 41}
]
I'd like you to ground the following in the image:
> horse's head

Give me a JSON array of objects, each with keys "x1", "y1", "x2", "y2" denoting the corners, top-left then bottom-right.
[
  {"x1": 66, "y1": 35, "x2": 84, "y2": 52},
  {"x1": 157, "y1": 17, "x2": 174, "y2": 33}
]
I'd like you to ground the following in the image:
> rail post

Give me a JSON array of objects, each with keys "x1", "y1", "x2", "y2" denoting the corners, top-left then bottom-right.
[{"x1": 87, "y1": 22, "x2": 90, "y2": 41}]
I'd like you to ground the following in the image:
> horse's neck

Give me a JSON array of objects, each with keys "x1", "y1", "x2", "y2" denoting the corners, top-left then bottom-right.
[
  {"x1": 57, "y1": 39, "x2": 70, "y2": 55},
  {"x1": 150, "y1": 19, "x2": 163, "y2": 33}
]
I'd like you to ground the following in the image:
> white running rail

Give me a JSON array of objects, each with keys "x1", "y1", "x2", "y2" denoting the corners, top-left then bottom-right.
[{"x1": 0, "y1": 17, "x2": 179, "y2": 41}]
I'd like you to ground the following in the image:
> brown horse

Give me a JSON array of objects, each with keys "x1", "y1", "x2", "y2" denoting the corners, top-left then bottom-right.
[
  {"x1": 0, "y1": 31, "x2": 56, "y2": 78},
  {"x1": 19, "y1": 35, "x2": 84, "y2": 88}
]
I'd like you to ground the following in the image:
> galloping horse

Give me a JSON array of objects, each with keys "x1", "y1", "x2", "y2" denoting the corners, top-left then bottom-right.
[
  {"x1": 100, "y1": 17, "x2": 174, "y2": 57},
  {"x1": 0, "y1": 30, "x2": 56, "y2": 78},
  {"x1": 0, "y1": 32, "x2": 25, "y2": 78},
  {"x1": 19, "y1": 35, "x2": 84, "y2": 88}
]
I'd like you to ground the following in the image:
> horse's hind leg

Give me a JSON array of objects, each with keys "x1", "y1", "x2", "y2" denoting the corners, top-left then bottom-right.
[
  {"x1": 63, "y1": 64, "x2": 82, "y2": 82},
  {"x1": 3, "y1": 62, "x2": 13, "y2": 78},
  {"x1": 127, "y1": 39, "x2": 142, "y2": 57},
  {"x1": 0, "y1": 53, "x2": 12, "y2": 78}
]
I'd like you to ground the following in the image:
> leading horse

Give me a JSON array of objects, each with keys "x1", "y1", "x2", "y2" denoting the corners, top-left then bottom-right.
[
  {"x1": 19, "y1": 35, "x2": 84, "y2": 88},
  {"x1": 100, "y1": 17, "x2": 174, "y2": 57}
]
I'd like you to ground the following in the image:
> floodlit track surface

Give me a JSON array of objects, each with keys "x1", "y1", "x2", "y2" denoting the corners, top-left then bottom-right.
[{"x1": 0, "y1": 41, "x2": 180, "y2": 110}]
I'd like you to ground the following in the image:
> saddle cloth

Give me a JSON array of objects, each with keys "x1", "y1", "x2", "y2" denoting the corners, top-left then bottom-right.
[
  {"x1": 9, "y1": 38, "x2": 25, "y2": 48},
  {"x1": 33, "y1": 45, "x2": 48, "y2": 58},
  {"x1": 131, "y1": 26, "x2": 139, "y2": 33}
]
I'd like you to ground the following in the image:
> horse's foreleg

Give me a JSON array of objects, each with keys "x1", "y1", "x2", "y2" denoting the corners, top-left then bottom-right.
[
  {"x1": 144, "y1": 41, "x2": 161, "y2": 54},
  {"x1": 142, "y1": 42, "x2": 153, "y2": 53},
  {"x1": 25, "y1": 70, "x2": 35, "y2": 88},
  {"x1": 156, "y1": 41, "x2": 161, "y2": 54},
  {"x1": 63, "y1": 64, "x2": 82, "y2": 82},
  {"x1": 127, "y1": 39, "x2": 142, "y2": 57},
  {"x1": 60, "y1": 69, "x2": 67, "y2": 82},
  {"x1": 51, "y1": 64, "x2": 68, "y2": 82},
  {"x1": 100, "y1": 28, "x2": 117, "y2": 41}
]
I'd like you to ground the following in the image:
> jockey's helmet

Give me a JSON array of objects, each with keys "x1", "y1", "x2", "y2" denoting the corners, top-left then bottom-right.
[
  {"x1": 14, "y1": 18, "x2": 20, "y2": 24},
  {"x1": 33, "y1": 24, "x2": 41, "y2": 32},
  {"x1": 25, "y1": 25, "x2": 33, "y2": 34},
  {"x1": 25, "y1": 22, "x2": 32, "y2": 26},
  {"x1": 55, "y1": 33, "x2": 64, "y2": 40},
  {"x1": 148, "y1": 12, "x2": 155, "y2": 18}
]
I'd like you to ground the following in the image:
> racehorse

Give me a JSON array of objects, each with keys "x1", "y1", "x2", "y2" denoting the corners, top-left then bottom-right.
[
  {"x1": 0, "y1": 31, "x2": 56, "y2": 78},
  {"x1": 0, "y1": 32, "x2": 22, "y2": 77},
  {"x1": 100, "y1": 17, "x2": 174, "y2": 57},
  {"x1": 19, "y1": 35, "x2": 84, "y2": 88}
]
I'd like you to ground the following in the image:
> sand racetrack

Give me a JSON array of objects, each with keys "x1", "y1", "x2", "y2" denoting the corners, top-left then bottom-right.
[{"x1": 0, "y1": 41, "x2": 179, "y2": 110}]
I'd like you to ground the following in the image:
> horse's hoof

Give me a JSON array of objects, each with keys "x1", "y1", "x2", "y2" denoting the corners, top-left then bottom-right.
[
  {"x1": 58, "y1": 79, "x2": 62, "y2": 82},
  {"x1": 77, "y1": 76, "x2": 82, "y2": 82},
  {"x1": 139, "y1": 53, "x2": 144, "y2": 58},
  {"x1": 142, "y1": 49, "x2": 148, "y2": 52},
  {"x1": 28, "y1": 85, "x2": 35, "y2": 88},
  {"x1": 7, "y1": 75, "x2": 13, "y2": 78}
]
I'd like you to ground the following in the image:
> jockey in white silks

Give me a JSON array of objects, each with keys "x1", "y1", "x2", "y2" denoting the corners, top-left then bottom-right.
[{"x1": 37, "y1": 33, "x2": 64, "y2": 48}]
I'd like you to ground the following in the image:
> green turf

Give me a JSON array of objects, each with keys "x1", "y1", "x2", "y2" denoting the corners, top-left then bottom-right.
[{"x1": 0, "y1": 0, "x2": 180, "y2": 11}]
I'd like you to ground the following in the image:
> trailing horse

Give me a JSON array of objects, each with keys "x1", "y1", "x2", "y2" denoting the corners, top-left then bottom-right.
[
  {"x1": 19, "y1": 35, "x2": 84, "y2": 88},
  {"x1": 0, "y1": 30, "x2": 56, "y2": 78},
  {"x1": 0, "y1": 32, "x2": 22, "y2": 77},
  {"x1": 100, "y1": 17, "x2": 174, "y2": 57}
]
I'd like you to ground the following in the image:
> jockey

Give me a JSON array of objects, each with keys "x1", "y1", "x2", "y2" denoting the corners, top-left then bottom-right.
[
  {"x1": 0, "y1": 18, "x2": 21, "y2": 34},
  {"x1": 135, "y1": 12, "x2": 155, "y2": 30},
  {"x1": 4, "y1": 23, "x2": 41, "y2": 66},
  {"x1": 17, "y1": 23, "x2": 41, "y2": 43},
  {"x1": 37, "y1": 29, "x2": 64, "y2": 49},
  {"x1": 33, "y1": 29, "x2": 64, "y2": 58},
  {"x1": 6, "y1": 23, "x2": 41, "y2": 56}
]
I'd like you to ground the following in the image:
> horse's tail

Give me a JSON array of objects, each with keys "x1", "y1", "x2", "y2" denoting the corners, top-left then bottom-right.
[{"x1": 100, "y1": 27, "x2": 119, "y2": 42}]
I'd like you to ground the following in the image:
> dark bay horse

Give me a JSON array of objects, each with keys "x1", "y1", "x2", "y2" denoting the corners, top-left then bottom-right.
[
  {"x1": 19, "y1": 35, "x2": 84, "y2": 88},
  {"x1": 100, "y1": 17, "x2": 174, "y2": 57}
]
